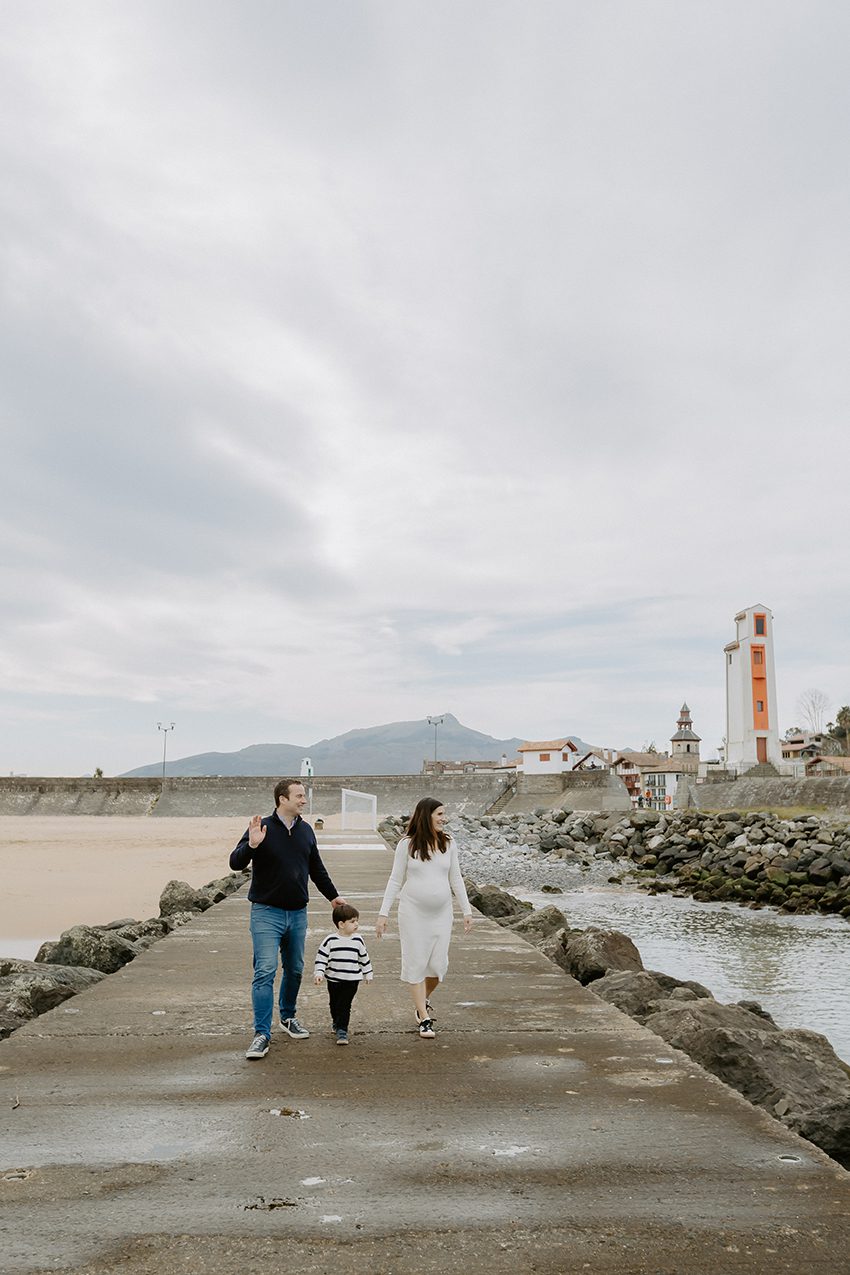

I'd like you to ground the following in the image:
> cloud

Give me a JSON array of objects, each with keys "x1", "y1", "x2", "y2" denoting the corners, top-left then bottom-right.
[{"x1": 0, "y1": 2, "x2": 848, "y2": 774}]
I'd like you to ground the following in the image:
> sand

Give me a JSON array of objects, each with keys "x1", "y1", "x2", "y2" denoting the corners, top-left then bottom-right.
[{"x1": 0, "y1": 816, "x2": 248, "y2": 956}]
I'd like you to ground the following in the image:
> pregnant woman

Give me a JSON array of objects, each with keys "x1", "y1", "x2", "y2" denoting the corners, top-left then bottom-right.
[{"x1": 375, "y1": 796, "x2": 473, "y2": 1039}]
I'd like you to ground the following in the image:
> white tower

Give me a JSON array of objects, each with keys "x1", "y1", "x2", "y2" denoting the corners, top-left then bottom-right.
[{"x1": 724, "y1": 604, "x2": 780, "y2": 773}]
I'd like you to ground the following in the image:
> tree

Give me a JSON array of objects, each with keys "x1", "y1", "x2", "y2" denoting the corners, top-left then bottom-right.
[
  {"x1": 93, "y1": 767, "x2": 103, "y2": 779},
  {"x1": 827, "y1": 706, "x2": 850, "y2": 754},
  {"x1": 797, "y1": 688, "x2": 829, "y2": 735}
]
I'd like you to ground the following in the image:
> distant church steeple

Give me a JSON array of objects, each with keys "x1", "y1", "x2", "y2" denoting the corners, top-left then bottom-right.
[{"x1": 670, "y1": 702, "x2": 701, "y2": 769}]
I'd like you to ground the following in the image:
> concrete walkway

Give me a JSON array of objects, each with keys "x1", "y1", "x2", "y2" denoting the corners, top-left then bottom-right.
[{"x1": 2, "y1": 832, "x2": 849, "y2": 1275}]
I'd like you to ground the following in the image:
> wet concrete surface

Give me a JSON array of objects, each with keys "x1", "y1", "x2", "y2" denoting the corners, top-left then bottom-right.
[{"x1": 1, "y1": 832, "x2": 849, "y2": 1274}]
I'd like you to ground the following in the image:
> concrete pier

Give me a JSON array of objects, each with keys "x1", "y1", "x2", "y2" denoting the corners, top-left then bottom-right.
[{"x1": 2, "y1": 832, "x2": 849, "y2": 1274}]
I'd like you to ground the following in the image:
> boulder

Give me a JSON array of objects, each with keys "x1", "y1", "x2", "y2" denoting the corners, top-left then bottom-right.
[
  {"x1": 562, "y1": 927, "x2": 644, "y2": 985},
  {"x1": 159, "y1": 880, "x2": 214, "y2": 916},
  {"x1": 643, "y1": 999, "x2": 850, "y2": 1168},
  {"x1": 35, "y1": 925, "x2": 139, "y2": 974},
  {"x1": 0, "y1": 959, "x2": 106, "y2": 1031},
  {"x1": 466, "y1": 882, "x2": 532, "y2": 920},
  {"x1": 506, "y1": 906, "x2": 569, "y2": 943},
  {"x1": 591, "y1": 969, "x2": 713, "y2": 1021},
  {"x1": 537, "y1": 927, "x2": 573, "y2": 973}
]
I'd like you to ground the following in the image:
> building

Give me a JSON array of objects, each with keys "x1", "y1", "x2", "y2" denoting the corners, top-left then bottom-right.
[
  {"x1": 724, "y1": 604, "x2": 781, "y2": 773},
  {"x1": 781, "y1": 732, "x2": 837, "y2": 762},
  {"x1": 612, "y1": 751, "x2": 666, "y2": 806},
  {"x1": 805, "y1": 755, "x2": 850, "y2": 777},
  {"x1": 670, "y1": 703, "x2": 701, "y2": 773},
  {"x1": 517, "y1": 739, "x2": 579, "y2": 774},
  {"x1": 640, "y1": 757, "x2": 689, "y2": 811},
  {"x1": 572, "y1": 748, "x2": 616, "y2": 771}
]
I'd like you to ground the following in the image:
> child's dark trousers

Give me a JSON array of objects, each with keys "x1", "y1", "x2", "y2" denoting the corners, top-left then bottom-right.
[{"x1": 326, "y1": 979, "x2": 359, "y2": 1031}]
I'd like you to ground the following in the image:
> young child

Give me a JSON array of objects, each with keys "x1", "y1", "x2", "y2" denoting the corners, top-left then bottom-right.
[{"x1": 313, "y1": 903, "x2": 373, "y2": 1045}]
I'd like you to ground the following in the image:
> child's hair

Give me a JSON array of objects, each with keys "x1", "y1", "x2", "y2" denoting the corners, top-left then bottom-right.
[{"x1": 333, "y1": 902, "x2": 359, "y2": 926}]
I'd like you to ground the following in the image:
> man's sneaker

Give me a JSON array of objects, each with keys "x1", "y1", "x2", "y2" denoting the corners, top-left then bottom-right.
[
  {"x1": 281, "y1": 1018, "x2": 310, "y2": 1039},
  {"x1": 335, "y1": 1029, "x2": 349, "y2": 1046},
  {"x1": 245, "y1": 1033, "x2": 270, "y2": 1060},
  {"x1": 418, "y1": 1018, "x2": 435, "y2": 1039}
]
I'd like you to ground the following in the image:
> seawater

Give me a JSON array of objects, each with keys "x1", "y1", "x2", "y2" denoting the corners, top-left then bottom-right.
[{"x1": 516, "y1": 886, "x2": 850, "y2": 1064}]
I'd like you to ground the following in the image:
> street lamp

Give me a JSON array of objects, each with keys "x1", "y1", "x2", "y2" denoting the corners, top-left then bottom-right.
[
  {"x1": 427, "y1": 715, "x2": 445, "y2": 766},
  {"x1": 157, "y1": 722, "x2": 175, "y2": 787}
]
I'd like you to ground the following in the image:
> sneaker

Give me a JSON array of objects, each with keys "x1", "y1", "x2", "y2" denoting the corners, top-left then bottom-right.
[
  {"x1": 335, "y1": 1029, "x2": 349, "y2": 1046},
  {"x1": 414, "y1": 1000, "x2": 436, "y2": 1025},
  {"x1": 281, "y1": 1017, "x2": 310, "y2": 1039},
  {"x1": 245, "y1": 1033, "x2": 270, "y2": 1060},
  {"x1": 418, "y1": 1018, "x2": 435, "y2": 1039}
]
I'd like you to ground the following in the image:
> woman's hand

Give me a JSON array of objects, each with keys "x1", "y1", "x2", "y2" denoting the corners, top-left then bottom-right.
[
  {"x1": 463, "y1": 914, "x2": 473, "y2": 935},
  {"x1": 375, "y1": 915, "x2": 388, "y2": 939}
]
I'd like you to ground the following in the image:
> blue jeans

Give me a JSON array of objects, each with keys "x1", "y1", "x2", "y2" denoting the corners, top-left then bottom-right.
[{"x1": 249, "y1": 903, "x2": 308, "y2": 1038}]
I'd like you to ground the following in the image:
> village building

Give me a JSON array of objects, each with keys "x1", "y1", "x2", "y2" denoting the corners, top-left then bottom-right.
[{"x1": 516, "y1": 739, "x2": 579, "y2": 774}]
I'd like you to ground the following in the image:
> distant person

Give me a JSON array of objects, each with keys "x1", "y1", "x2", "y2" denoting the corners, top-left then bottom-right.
[
  {"x1": 313, "y1": 903, "x2": 373, "y2": 1045},
  {"x1": 375, "y1": 797, "x2": 472, "y2": 1040},
  {"x1": 230, "y1": 779, "x2": 346, "y2": 1061},
  {"x1": 314, "y1": 816, "x2": 325, "y2": 831}
]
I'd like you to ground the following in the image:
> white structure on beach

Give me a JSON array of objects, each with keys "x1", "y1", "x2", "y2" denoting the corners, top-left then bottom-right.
[{"x1": 724, "y1": 603, "x2": 781, "y2": 773}]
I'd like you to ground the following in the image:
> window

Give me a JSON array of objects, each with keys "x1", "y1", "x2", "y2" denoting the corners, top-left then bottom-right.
[
  {"x1": 755, "y1": 614, "x2": 766, "y2": 635},
  {"x1": 756, "y1": 700, "x2": 764, "y2": 712},
  {"x1": 753, "y1": 649, "x2": 764, "y2": 665},
  {"x1": 728, "y1": 654, "x2": 732, "y2": 664},
  {"x1": 562, "y1": 753, "x2": 569, "y2": 762},
  {"x1": 539, "y1": 752, "x2": 550, "y2": 762}
]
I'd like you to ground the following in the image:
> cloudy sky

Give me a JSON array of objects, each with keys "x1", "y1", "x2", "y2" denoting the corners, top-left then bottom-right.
[{"x1": 2, "y1": 2, "x2": 849, "y2": 776}]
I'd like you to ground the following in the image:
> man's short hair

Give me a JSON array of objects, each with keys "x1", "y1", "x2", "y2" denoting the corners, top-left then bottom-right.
[
  {"x1": 274, "y1": 778, "x2": 304, "y2": 805},
  {"x1": 333, "y1": 903, "x2": 359, "y2": 926}
]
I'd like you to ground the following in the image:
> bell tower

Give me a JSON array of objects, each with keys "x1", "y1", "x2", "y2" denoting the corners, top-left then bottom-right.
[{"x1": 670, "y1": 703, "x2": 701, "y2": 772}]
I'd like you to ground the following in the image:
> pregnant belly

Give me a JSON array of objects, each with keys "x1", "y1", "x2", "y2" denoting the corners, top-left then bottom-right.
[{"x1": 399, "y1": 885, "x2": 451, "y2": 915}]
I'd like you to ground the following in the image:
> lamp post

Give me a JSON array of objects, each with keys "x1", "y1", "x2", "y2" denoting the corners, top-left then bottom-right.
[
  {"x1": 427, "y1": 715, "x2": 445, "y2": 767},
  {"x1": 157, "y1": 722, "x2": 175, "y2": 788}
]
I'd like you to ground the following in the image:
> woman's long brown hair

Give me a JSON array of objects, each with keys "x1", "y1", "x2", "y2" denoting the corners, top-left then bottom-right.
[{"x1": 406, "y1": 796, "x2": 450, "y2": 861}]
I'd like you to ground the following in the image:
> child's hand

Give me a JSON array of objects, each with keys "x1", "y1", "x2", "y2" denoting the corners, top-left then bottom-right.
[{"x1": 314, "y1": 974, "x2": 323, "y2": 985}]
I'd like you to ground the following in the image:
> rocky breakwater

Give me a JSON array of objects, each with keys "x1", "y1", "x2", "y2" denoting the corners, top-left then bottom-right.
[
  {"x1": 613, "y1": 809, "x2": 850, "y2": 919},
  {"x1": 380, "y1": 808, "x2": 850, "y2": 919},
  {"x1": 469, "y1": 882, "x2": 850, "y2": 1171},
  {"x1": 0, "y1": 872, "x2": 245, "y2": 1041}
]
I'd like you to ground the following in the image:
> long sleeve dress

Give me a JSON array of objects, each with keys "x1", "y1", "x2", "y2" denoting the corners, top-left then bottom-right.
[{"x1": 379, "y1": 837, "x2": 472, "y2": 983}]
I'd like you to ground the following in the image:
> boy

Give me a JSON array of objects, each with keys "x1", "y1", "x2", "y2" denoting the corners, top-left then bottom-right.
[{"x1": 313, "y1": 903, "x2": 373, "y2": 1045}]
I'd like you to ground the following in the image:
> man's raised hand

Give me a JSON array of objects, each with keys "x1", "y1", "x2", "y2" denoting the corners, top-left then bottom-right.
[{"x1": 247, "y1": 815, "x2": 266, "y2": 849}]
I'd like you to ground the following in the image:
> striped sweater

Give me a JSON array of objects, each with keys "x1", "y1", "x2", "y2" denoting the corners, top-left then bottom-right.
[{"x1": 314, "y1": 932, "x2": 373, "y2": 983}]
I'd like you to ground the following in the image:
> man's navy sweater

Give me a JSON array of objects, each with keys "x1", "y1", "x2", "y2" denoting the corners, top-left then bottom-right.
[{"x1": 229, "y1": 812, "x2": 338, "y2": 911}]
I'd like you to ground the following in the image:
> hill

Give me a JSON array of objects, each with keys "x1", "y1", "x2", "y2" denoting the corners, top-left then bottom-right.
[{"x1": 121, "y1": 714, "x2": 591, "y2": 777}]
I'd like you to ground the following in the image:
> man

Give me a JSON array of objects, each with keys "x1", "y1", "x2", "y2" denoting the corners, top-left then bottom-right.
[{"x1": 230, "y1": 779, "x2": 345, "y2": 1061}]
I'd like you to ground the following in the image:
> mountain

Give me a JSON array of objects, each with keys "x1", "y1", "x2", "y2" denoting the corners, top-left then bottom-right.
[{"x1": 121, "y1": 713, "x2": 576, "y2": 777}]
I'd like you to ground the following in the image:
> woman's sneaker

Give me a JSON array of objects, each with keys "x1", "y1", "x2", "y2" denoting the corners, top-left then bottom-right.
[
  {"x1": 414, "y1": 1000, "x2": 436, "y2": 1025},
  {"x1": 418, "y1": 1018, "x2": 435, "y2": 1039},
  {"x1": 245, "y1": 1033, "x2": 270, "y2": 1060}
]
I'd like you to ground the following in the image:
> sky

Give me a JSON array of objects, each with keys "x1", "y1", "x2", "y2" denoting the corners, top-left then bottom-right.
[{"x1": 2, "y1": 1, "x2": 849, "y2": 776}]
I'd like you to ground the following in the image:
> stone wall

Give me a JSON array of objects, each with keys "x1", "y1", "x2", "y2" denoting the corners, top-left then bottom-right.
[
  {"x1": 689, "y1": 775, "x2": 850, "y2": 817},
  {"x1": 501, "y1": 769, "x2": 630, "y2": 814},
  {"x1": 0, "y1": 773, "x2": 511, "y2": 819}
]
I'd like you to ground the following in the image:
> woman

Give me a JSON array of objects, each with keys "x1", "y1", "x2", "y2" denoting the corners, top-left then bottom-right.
[{"x1": 375, "y1": 797, "x2": 473, "y2": 1039}]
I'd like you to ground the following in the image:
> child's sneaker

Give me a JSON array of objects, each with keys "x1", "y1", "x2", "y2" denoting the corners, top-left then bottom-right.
[{"x1": 335, "y1": 1029, "x2": 349, "y2": 1046}]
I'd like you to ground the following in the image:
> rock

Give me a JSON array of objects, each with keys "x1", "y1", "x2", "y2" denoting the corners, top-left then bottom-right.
[
  {"x1": 562, "y1": 927, "x2": 644, "y2": 985},
  {"x1": 643, "y1": 1000, "x2": 850, "y2": 1168},
  {"x1": 506, "y1": 906, "x2": 569, "y2": 943},
  {"x1": 590, "y1": 969, "x2": 713, "y2": 1021},
  {"x1": 466, "y1": 882, "x2": 532, "y2": 920},
  {"x1": 35, "y1": 925, "x2": 139, "y2": 974},
  {"x1": 0, "y1": 959, "x2": 107, "y2": 1035},
  {"x1": 537, "y1": 927, "x2": 573, "y2": 973},
  {"x1": 159, "y1": 880, "x2": 214, "y2": 916}
]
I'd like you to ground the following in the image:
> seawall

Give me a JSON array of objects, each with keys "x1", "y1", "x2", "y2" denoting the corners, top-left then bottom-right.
[
  {"x1": 692, "y1": 774, "x2": 850, "y2": 816},
  {"x1": 0, "y1": 773, "x2": 512, "y2": 819}
]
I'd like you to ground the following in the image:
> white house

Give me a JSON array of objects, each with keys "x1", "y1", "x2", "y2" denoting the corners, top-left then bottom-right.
[
  {"x1": 517, "y1": 739, "x2": 579, "y2": 774},
  {"x1": 724, "y1": 603, "x2": 781, "y2": 773}
]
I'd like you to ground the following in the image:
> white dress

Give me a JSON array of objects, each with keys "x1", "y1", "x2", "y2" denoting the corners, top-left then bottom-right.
[{"x1": 379, "y1": 837, "x2": 472, "y2": 983}]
